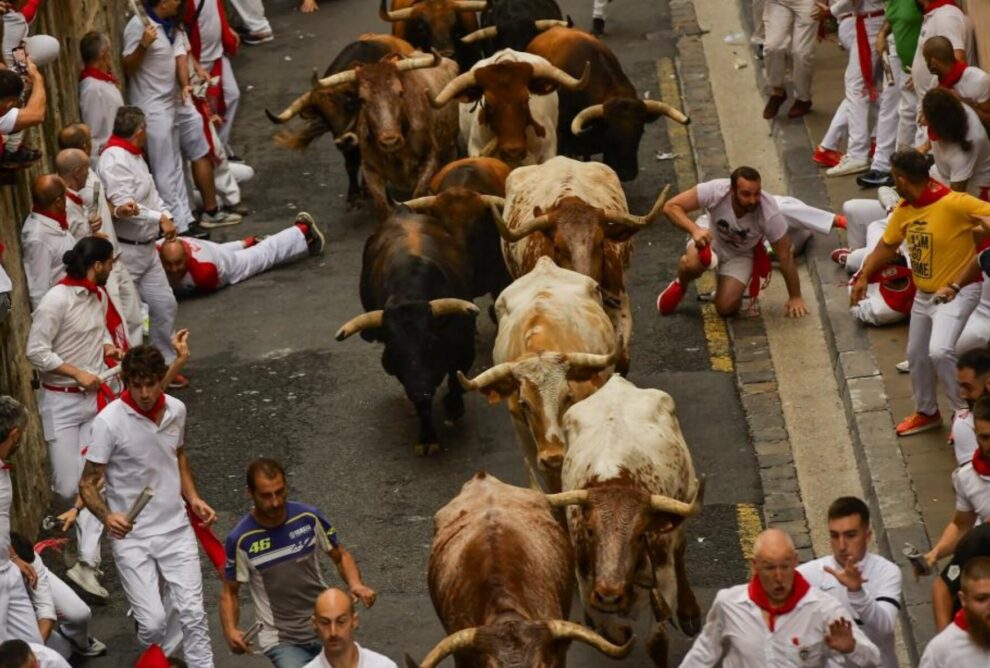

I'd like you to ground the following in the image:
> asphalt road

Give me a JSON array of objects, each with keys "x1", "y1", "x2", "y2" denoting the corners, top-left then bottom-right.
[{"x1": 65, "y1": 0, "x2": 765, "y2": 665}]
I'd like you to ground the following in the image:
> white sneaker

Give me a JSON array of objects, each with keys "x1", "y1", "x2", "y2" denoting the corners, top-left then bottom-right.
[
  {"x1": 878, "y1": 186, "x2": 900, "y2": 212},
  {"x1": 826, "y1": 156, "x2": 870, "y2": 177},
  {"x1": 199, "y1": 209, "x2": 243, "y2": 228},
  {"x1": 66, "y1": 562, "x2": 109, "y2": 600},
  {"x1": 895, "y1": 359, "x2": 910, "y2": 374},
  {"x1": 75, "y1": 635, "x2": 107, "y2": 657}
]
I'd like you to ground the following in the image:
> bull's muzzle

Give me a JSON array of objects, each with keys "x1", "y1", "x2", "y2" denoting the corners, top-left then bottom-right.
[
  {"x1": 592, "y1": 582, "x2": 630, "y2": 612},
  {"x1": 537, "y1": 443, "x2": 565, "y2": 470}
]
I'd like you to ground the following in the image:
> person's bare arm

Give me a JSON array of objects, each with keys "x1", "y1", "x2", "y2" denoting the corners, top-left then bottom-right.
[
  {"x1": 849, "y1": 240, "x2": 901, "y2": 305},
  {"x1": 328, "y1": 544, "x2": 377, "y2": 607},
  {"x1": 11, "y1": 60, "x2": 45, "y2": 129},
  {"x1": 662, "y1": 186, "x2": 711, "y2": 247},
  {"x1": 932, "y1": 577, "x2": 955, "y2": 632},
  {"x1": 160, "y1": 329, "x2": 189, "y2": 389},
  {"x1": 926, "y1": 510, "x2": 977, "y2": 566},
  {"x1": 220, "y1": 579, "x2": 252, "y2": 654},
  {"x1": 177, "y1": 446, "x2": 216, "y2": 524},
  {"x1": 122, "y1": 24, "x2": 158, "y2": 77},
  {"x1": 79, "y1": 460, "x2": 133, "y2": 539},
  {"x1": 769, "y1": 235, "x2": 808, "y2": 318}
]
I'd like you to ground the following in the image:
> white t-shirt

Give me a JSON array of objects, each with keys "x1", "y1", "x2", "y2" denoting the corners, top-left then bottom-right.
[
  {"x1": 931, "y1": 105, "x2": 990, "y2": 198},
  {"x1": 0, "y1": 107, "x2": 18, "y2": 134},
  {"x1": 952, "y1": 66, "x2": 990, "y2": 104},
  {"x1": 952, "y1": 409, "x2": 979, "y2": 467},
  {"x1": 302, "y1": 644, "x2": 398, "y2": 668},
  {"x1": 122, "y1": 15, "x2": 187, "y2": 109},
  {"x1": 87, "y1": 395, "x2": 189, "y2": 540},
  {"x1": 26, "y1": 284, "x2": 111, "y2": 387},
  {"x1": 919, "y1": 620, "x2": 990, "y2": 666},
  {"x1": 953, "y1": 462, "x2": 990, "y2": 520},
  {"x1": 195, "y1": 0, "x2": 224, "y2": 64},
  {"x1": 797, "y1": 553, "x2": 902, "y2": 668},
  {"x1": 79, "y1": 76, "x2": 124, "y2": 159},
  {"x1": 911, "y1": 5, "x2": 974, "y2": 100},
  {"x1": 695, "y1": 178, "x2": 788, "y2": 257},
  {"x1": 29, "y1": 643, "x2": 71, "y2": 668}
]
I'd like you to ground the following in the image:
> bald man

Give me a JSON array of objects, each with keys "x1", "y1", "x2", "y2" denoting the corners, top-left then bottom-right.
[
  {"x1": 20, "y1": 175, "x2": 76, "y2": 309},
  {"x1": 924, "y1": 36, "x2": 990, "y2": 127},
  {"x1": 304, "y1": 588, "x2": 395, "y2": 668},
  {"x1": 55, "y1": 148, "x2": 142, "y2": 345},
  {"x1": 681, "y1": 528, "x2": 881, "y2": 667}
]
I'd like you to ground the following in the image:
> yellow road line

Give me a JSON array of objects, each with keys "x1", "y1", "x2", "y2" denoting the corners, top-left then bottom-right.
[
  {"x1": 657, "y1": 58, "x2": 733, "y2": 373},
  {"x1": 736, "y1": 503, "x2": 763, "y2": 561}
]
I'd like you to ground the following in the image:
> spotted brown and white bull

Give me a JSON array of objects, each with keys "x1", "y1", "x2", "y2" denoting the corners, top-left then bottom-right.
[
  {"x1": 406, "y1": 471, "x2": 633, "y2": 668},
  {"x1": 431, "y1": 49, "x2": 588, "y2": 166},
  {"x1": 494, "y1": 156, "x2": 669, "y2": 372},
  {"x1": 547, "y1": 375, "x2": 705, "y2": 668},
  {"x1": 458, "y1": 257, "x2": 616, "y2": 492},
  {"x1": 314, "y1": 50, "x2": 459, "y2": 219}
]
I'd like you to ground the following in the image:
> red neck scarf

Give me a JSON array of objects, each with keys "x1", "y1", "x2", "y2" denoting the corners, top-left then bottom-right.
[
  {"x1": 924, "y1": 0, "x2": 957, "y2": 14},
  {"x1": 79, "y1": 66, "x2": 118, "y2": 85},
  {"x1": 972, "y1": 447, "x2": 990, "y2": 477},
  {"x1": 58, "y1": 276, "x2": 101, "y2": 297},
  {"x1": 120, "y1": 389, "x2": 166, "y2": 423},
  {"x1": 32, "y1": 206, "x2": 68, "y2": 231},
  {"x1": 100, "y1": 135, "x2": 143, "y2": 156},
  {"x1": 0, "y1": 460, "x2": 10, "y2": 471},
  {"x1": 65, "y1": 190, "x2": 83, "y2": 206},
  {"x1": 748, "y1": 572, "x2": 811, "y2": 632},
  {"x1": 939, "y1": 60, "x2": 968, "y2": 89},
  {"x1": 954, "y1": 607, "x2": 970, "y2": 630},
  {"x1": 901, "y1": 180, "x2": 951, "y2": 208}
]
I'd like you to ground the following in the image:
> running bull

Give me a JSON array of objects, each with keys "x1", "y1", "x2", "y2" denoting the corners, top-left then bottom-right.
[
  {"x1": 464, "y1": 0, "x2": 569, "y2": 53},
  {"x1": 406, "y1": 471, "x2": 633, "y2": 668},
  {"x1": 379, "y1": 0, "x2": 486, "y2": 71},
  {"x1": 334, "y1": 209, "x2": 480, "y2": 456}
]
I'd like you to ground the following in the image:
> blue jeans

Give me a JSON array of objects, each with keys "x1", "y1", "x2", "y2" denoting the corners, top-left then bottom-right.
[{"x1": 265, "y1": 641, "x2": 322, "y2": 668}]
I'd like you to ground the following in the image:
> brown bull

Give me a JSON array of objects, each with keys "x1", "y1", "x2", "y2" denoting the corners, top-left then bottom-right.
[
  {"x1": 407, "y1": 471, "x2": 633, "y2": 668},
  {"x1": 315, "y1": 50, "x2": 459, "y2": 219},
  {"x1": 380, "y1": 0, "x2": 485, "y2": 70}
]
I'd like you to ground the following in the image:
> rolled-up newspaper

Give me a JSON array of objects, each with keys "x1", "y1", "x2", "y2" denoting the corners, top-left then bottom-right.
[
  {"x1": 99, "y1": 366, "x2": 121, "y2": 383},
  {"x1": 242, "y1": 621, "x2": 263, "y2": 645},
  {"x1": 128, "y1": 0, "x2": 152, "y2": 27},
  {"x1": 125, "y1": 486, "x2": 155, "y2": 524},
  {"x1": 882, "y1": 52, "x2": 894, "y2": 88}
]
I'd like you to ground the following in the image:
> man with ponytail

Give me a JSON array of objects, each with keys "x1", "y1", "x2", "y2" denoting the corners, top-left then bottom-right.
[{"x1": 25, "y1": 236, "x2": 120, "y2": 600}]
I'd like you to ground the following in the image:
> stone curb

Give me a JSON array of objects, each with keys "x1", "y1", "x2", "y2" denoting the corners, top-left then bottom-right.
[
  {"x1": 734, "y1": 1, "x2": 931, "y2": 662},
  {"x1": 670, "y1": 0, "x2": 815, "y2": 562}
]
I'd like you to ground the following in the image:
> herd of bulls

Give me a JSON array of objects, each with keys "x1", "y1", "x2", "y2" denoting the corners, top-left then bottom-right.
[{"x1": 266, "y1": 1, "x2": 706, "y2": 666}]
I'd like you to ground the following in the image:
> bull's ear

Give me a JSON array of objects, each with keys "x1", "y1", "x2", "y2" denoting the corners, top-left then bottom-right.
[
  {"x1": 529, "y1": 78, "x2": 560, "y2": 96},
  {"x1": 483, "y1": 377, "x2": 518, "y2": 404},
  {"x1": 567, "y1": 365, "x2": 605, "y2": 382},
  {"x1": 649, "y1": 512, "x2": 684, "y2": 534},
  {"x1": 456, "y1": 86, "x2": 484, "y2": 104},
  {"x1": 602, "y1": 223, "x2": 639, "y2": 242}
]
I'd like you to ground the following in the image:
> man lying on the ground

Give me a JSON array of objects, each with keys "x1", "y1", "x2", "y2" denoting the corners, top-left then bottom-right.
[{"x1": 157, "y1": 212, "x2": 324, "y2": 295}]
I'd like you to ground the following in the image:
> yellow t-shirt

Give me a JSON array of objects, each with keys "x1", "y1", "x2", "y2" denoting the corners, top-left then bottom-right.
[{"x1": 882, "y1": 192, "x2": 990, "y2": 292}]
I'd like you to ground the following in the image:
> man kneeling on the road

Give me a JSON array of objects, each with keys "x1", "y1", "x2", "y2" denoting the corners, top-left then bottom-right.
[
  {"x1": 656, "y1": 166, "x2": 809, "y2": 318},
  {"x1": 158, "y1": 212, "x2": 324, "y2": 295}
]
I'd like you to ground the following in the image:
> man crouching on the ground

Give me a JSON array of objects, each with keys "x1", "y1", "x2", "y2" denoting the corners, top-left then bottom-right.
[
  {"x1": 158, "y1": 212, "x2": 324, "y2": 295},
  {"x1": 656, "y1": 166, "x2": 809, "y2": 318}
]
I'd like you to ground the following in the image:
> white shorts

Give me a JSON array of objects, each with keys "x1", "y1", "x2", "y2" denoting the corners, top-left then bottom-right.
[{"x1": 176, "y1": 100, "x2": 210, "y2": 162}]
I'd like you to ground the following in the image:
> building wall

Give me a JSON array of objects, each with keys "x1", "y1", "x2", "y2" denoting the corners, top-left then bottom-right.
[{"x1": 0, "y1": 0, "x2": 129, "y2": 537}]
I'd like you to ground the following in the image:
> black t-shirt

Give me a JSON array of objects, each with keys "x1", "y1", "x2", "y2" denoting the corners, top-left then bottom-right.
[{"x1": 940, "y1": 523, "x2": 990, "y2": 612}]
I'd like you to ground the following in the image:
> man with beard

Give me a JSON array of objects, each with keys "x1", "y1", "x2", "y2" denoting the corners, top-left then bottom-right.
[
  {"x1": 951, "y1": 349, "x2": 990, "y2": 466},
  {"x1": 303, "y1": 589, "x2": 395, "y2": 668},
  {"x1": 681, "y1": 528, "x2": 880, "y2": 667},
  {"x1": 656, "y1": 166, "x2": 809, "y2": 319},
  {"x1": 25, "y1": 236, "x2": 123, "y2": 600},
  {"x1": 851, "y1": 150, "x2": 990, "y2": 437},
  {"x1": 925, "y1": 396, "x2": 990, "y2": 574},
  {"x1": 220, "y1": 458, "x2": 376, "y2": 668},
  {"x1": 920, "y1": 556, "x2": 990, "y2": 664}
]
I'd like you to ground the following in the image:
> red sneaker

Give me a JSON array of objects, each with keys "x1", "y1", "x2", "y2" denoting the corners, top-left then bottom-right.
[
  {"x1": 895, "y1": 411, "x2": 941, "y2": 437},
  {"x1": 833, "y1": 214, "x2": 847, "y2": 230},
  {"x1": 168, "y1": 373, "x2": 190, "y2": 390},
  {"x1": 830, "y1": 247, "x2": 850, "y2": 266},
  {"x1": 657, "y1": 280, "x2": 686, "y2": 315},
  {"x1": 813, "y1": 146, "x2": 843, "y2": 168}
]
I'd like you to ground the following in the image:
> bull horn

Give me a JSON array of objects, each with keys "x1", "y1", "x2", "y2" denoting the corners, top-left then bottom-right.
[
  {"x1": 491, "y1": 205, "x2": 554, "y2": 242},
  {"x1": 533, "y1": 19, "x2": 570, "y2": 31},
  {"x1": 570, "y1": 104, "x2": 605, "y2": 135},
  {"x1": 457, "y1": 363, "x2": 515, "y2": 391},
  {"x1": 531, "y1": 60, "x2": 591, "y2": 91},
  {"x1": 430, "y1": 298, "x2": 480, "y2": 317},
  {"x1": 335, "y1": 311, "x2": 384, "y2": 341},
  {"x1": 452, "y1": 0, "x2": 488, "y2": 11},
  {"x1": 649, "y1": 492, "x2": 700, "y2": 516},
  {"x1": 379, "y1": 0, "x2": 416, "y2": 22},
  {"x1": 316, "y1": 68, "x2": 358, "y2": 89},
  {"x1": 545, "y1": 620, "x2": 635, "y2": 658},
  {"x1": 564, "y1": 348, "x2": 617, "y2": 370},
  {"x1": 478, "y1": 195, "x2": 505, "y2": 210},
  {"x1": 431, "y1": 69, "x2": 478, "y2": 107},
  {"x1": 600, "y1": 184, "x2": 671, "y2": 229},
  {"x1": 412, "y1": 627, "x2": 480, "y2": 668},
  {"x1": 311, "y1": 68, "x2": 320, "y2": 88},
  {"x1": 396, "y1": 49, "x2": 442, "y2": 72},
  {"x1": 544, "y1": 489, "x2": 588, "y2": 507},
  {"x1": 644, "y1": 99, "x2": 690, "y2": 125},
  {"x1": 334, "y1": 131, "x2": 359, "y2": 148},
  {"x1": 265, "y1": 91, "x2": 313, "y2": 124},
  {"x1": 460, "y1": 25, "x2": 498, "y2": 43},
  {"x1": 402, "y1": 195, "x2": 439, "y2": 212}
]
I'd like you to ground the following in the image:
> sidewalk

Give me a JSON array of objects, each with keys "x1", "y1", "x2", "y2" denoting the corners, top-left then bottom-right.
[{"x1": 741, "y1": 3, "x2": 959, "y2": 662}]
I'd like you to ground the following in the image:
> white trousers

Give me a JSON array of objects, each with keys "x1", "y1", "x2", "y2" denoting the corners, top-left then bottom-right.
[
  {"x1": 111, "y1": 524, "x2": 213, "y2": 666},
  {"x1": 843, "y1": 198, "x2": 886, "y2": 250},
  {"x1": 840, "y1": 15, "x2": 884, "y2": 161},
  {"x1": 896, "y1": 49, "x2": 919, "y2": 149},
  {"x1": 908, "y1": 284, "x2": 981, "y2": 415},
  {"x1": 846, "y1": 219, "x2": 889, "y2": 274},
  {"x1": 821, "y1": 18, "x2": 855, "y2": 151},
  {"x1": 224, "y1": 226, "x2": 308, "y2": 285},
  {"x1": 764, "y1": 0, "x2": 818, "y2": 100},
  {"x1": 957, "y1": 281, "x2": 990, "y2": 354},
  {"x1": 46, "y1": 570, "x2": 93, "y2": 657},
  {"x1": 38, "y1": 389, "x2": 103, "y2": 566},
  {"x1": 871, "y1": 40, "x2": 902, "y2": 172},
  {"x1": 0, "y1": 563, "x2": 43, "y2": 644},
  {"x1": 143, "y1": 106, "x2": 195, "y2": 230},
  {"x1": 120, "y1": 243, "x2": 178, "y2": 364},
  {"x1": 201, "y1": 58, "x2": 240, "y2": 148},
  {"x1": 752, "y1": 0, "x2": 766, "y2": 43},
  {"x1": 228, "y1": 0, "x2": 271, "y2": 34},
  {"x1": 593, "y1": 0, "x2": 607, "y2": 19},
  {"x1": 775, "y1": 195, "x2": 834, "y2": 254},
  {"x1": 106, "y1": 262, "x2": 143, "y2": 348}
]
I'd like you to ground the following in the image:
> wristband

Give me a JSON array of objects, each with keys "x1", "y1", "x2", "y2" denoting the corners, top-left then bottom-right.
[{"x1": 950, "y1": 282, "x2": 961, "y2": 294}]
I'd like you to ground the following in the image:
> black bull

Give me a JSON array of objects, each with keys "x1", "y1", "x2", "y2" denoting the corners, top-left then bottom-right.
[{"x1": 334, "y1": 211, "x2": 479, "y2": 456}]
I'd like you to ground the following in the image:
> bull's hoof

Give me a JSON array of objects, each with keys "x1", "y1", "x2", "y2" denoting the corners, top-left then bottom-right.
[
  {"x1": 678, "y1": 611, "x2": 702, "y2": 637},
  {"x1": 414, "y1": 443, "x2": 441, "y2": 457}
]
